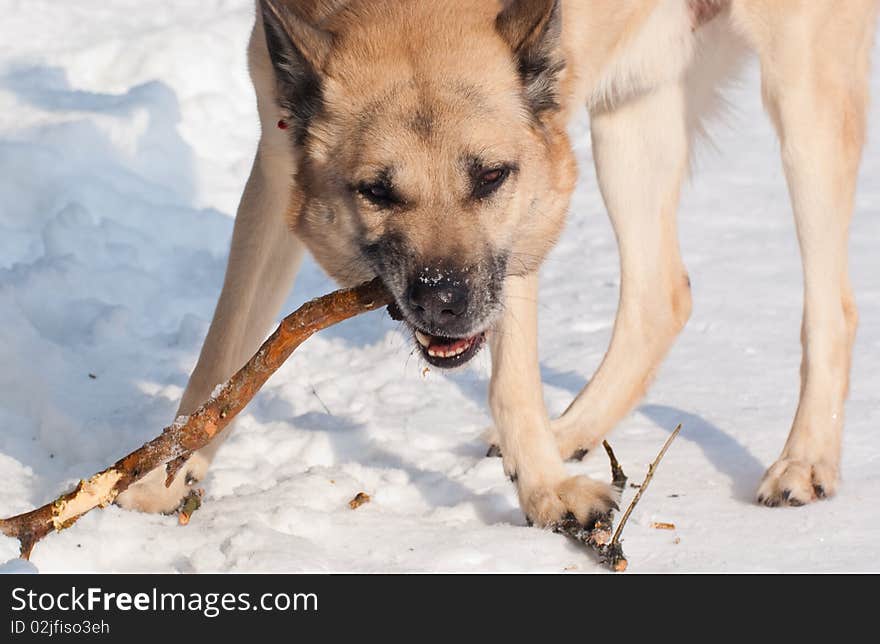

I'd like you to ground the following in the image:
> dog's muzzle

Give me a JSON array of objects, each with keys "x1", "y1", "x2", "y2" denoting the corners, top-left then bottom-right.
[{"x1": 385, "y1": 278, "x2": 489, "y2": 368}]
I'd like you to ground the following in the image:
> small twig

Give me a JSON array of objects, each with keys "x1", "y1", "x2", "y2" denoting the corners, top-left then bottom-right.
[
  {"x1": 603, "y1": 440, "x2": 627, "y2": 494},
  {"x1": 177, "y1": 489, "x2": 204, "y2": 526},
  {"x1": 609, "y1": 424, "x2": 682, "y2": 550},
  {"x1": 164, "y1": 454, "x2": 190, "y2": 488},
  {"x1": 310, "y1": 384, "x2": 333, "y2": 416},
  {"x1": 651, "y1": 522, "x2": 676, "y2": 530},
  {"x1": 348, "y1": 492, "x2": 371, "y2": 510}
]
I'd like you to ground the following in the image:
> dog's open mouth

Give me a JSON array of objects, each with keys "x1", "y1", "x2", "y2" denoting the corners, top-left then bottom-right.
[{"x1": 413, "y1": 329, "x2": 486, "y2": 368}]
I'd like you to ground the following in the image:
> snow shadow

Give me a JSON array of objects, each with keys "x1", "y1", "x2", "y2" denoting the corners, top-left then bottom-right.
[
  {"x1": 432, "y1": 360, "x2": 768, "y2": 505},
  {"x1": 0, "y1": 65, "x2": 228, "y2": 504},
  {"x1": 445, "y1": 360, "x2": 586, "y2": 407},
  {"x1": 288, "y1": 411, "x2": 517, "y2": 525},
  {"x1": 638, "y1": 403, "x2": 765, "y2": 502},
  {"x1": 1, "y1": 65, "x2": 197, "y2": 205}
]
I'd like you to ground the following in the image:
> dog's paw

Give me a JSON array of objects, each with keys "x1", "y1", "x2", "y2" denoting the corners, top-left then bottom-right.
[
  {"x1": 115, "y1": 454, "x2": 206, "y2": 514},
  {"x1": 756, "y1": 458, "x2": 838, "y2": 507},
  {"x1": 518, "y1": 475, "x2": 618, "y2": 529}
]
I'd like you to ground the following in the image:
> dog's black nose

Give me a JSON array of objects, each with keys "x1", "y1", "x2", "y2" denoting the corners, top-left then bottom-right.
[{"x1": 408, "y1": 281, "x2": 467, "y2": 327}]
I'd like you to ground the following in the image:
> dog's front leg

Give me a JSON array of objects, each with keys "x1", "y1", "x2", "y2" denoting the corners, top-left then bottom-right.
[
  {"x1": 490, "y1": 273, "x2": 617, "y2": 528},
  {"x1": 752, "y1": 7, "x2": 873, "y2": 506},
  {"x1": 116, "y1": 144, "x2": 304, "y2": 513}
]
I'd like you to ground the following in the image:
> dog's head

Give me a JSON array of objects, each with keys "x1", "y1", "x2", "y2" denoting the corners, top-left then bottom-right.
[{"x1": 260, "y1": 0, "x2": 576, "y2": 367}]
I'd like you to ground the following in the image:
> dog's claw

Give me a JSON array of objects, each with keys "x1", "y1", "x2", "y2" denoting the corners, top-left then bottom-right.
[
  {"x1": 486, "y1": 444, "x2": 502, "y2": 458},
  {"x1": 386, "y1": 301, "x2": 404, "y2": 321}
]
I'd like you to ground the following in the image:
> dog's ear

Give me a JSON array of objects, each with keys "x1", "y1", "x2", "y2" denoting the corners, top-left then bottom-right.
[
  {"x1": 259, "y1": 0, "x2": 333, "y2": 143},
  {"x1": 495, "y1": 0, "x2": 564, "y2": 118}
]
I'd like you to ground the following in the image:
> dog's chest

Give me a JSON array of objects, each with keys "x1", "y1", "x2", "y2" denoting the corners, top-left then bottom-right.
[
  {"x1": 689, "y1": 0, "x2": 727, "y2": 29},
  {"x1": 583, "y1": 0, "x2": 728, "y2": 110}
]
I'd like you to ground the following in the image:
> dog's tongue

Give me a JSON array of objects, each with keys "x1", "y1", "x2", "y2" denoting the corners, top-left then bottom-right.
[{"x1": 430, "y1": 337, "x2": 471, "y2": 353}]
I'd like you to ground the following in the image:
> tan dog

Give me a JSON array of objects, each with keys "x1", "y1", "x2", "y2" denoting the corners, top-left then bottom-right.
[{"x1": 118, "y1": 0, "x2": 878, "y2": 531}]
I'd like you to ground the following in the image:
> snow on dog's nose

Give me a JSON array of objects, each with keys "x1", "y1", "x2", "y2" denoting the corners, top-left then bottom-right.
[{"x1": 407, "y1": 280, "x2": 468, "y2": 330}]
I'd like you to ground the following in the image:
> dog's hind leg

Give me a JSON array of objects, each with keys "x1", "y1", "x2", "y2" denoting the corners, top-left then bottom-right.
[
  {"x1": 745, "y1": 1, "x2": 877, "y2": 506},
  {"x1": 551, "y1": 80, "x2": 693, "y2": 460},
  {"x1": 490, "y1": 273, "x2": 617, "y2": 529}
]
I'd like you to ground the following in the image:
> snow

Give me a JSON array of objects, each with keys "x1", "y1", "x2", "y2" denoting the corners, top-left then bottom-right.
[
  {"x1": 0, "y1": 558, "x2": 38, "y2": 575},
  {"x1": 1, "y1": 1, "x2": 879, "y2": 573}
]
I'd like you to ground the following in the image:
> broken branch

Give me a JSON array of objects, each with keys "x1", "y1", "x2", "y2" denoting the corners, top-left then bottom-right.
[
  {"x1": 610, "y1": 423, "x2": 682, "y2": 550},
  {"x1": 177, "y1": 489, "x2": 204, "y2": 526},
  {"x1": 0, "y1": 278, "x2": 392, "y2": 559}
]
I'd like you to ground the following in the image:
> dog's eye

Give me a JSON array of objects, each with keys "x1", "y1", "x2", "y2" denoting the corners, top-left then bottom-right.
[
  {"x1": 357, "y1": 181, "x2": 398, "y2": 208},
  {"x1": 473, "y1": 166, "x2": 510, "y2": 199}
]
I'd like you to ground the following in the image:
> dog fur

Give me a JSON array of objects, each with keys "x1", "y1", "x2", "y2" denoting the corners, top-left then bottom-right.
[{"x1": 117, "y1": 0, "x2": 878, "y2": 529}]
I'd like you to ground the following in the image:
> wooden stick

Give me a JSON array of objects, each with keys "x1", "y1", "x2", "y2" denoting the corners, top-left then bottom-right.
[
  {"x1": 593, "y1": 423, "x2": 682, "y2": 571},
  {"x1": 177, "y1": 489, "x2": 204, "y2": 526},
  {"x1": 0, "y1": 278, "x2": 392, "y2": 559},
  {"x1": 603, "y1": 439, "x2": 628, "y2": 492},
  {"x1": 609, "y1": 423, "x2": 682, "y2": 550}
]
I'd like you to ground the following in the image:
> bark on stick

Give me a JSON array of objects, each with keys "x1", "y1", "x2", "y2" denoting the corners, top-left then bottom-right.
[{"x1": 0, "y1": 279, "x2": 392, "y2": 559}]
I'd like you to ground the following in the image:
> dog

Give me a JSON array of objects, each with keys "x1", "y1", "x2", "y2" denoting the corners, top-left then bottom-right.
[{"x1": 117, "y1": 0, "x2": 878, "y2": 532}]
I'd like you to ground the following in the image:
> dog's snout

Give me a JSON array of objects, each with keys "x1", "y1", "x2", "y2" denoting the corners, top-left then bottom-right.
[{"x1": 408, "y1": 281, "x2": 467, "y2": 326}]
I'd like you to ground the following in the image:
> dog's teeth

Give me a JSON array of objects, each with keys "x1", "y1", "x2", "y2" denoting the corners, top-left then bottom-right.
[{"x1": 425, "y1": 335, "x2": 479, "y2": 360}]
